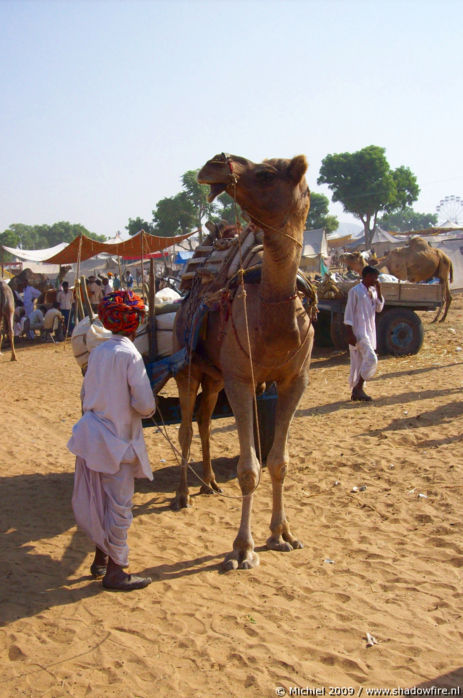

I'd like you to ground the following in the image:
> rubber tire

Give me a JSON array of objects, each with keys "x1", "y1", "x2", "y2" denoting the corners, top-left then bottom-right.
[
  {"x1": 376, "y1": 308, "x2": 424, "y2": 356},
  {"x1": 314, "y1": 310, "x2": 334, "y2": 347}
]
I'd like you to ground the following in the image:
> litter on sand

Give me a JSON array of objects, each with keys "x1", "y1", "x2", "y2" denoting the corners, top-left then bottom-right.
[{"x1": 365, "y1": 632, "x2": 378, "y2": 647}]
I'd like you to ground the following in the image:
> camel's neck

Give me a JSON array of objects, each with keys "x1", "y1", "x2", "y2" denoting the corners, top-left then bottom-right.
[
  {"x1": 260, "y1": 218, "x2": 303, "y2": 301},
  {"x1": 258, "y1": 217, "x2": 304, "y2": 346}
]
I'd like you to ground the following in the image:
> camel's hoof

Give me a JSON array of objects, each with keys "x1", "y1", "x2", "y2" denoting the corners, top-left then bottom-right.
[
  {"x1": 266, "y1": 536, "x2": 304, "y2": 551},
  {"x1": 221, "y1": 550, "x2": 260, "y2": 571},
  {"x1": 266, "y1": 538, "x2": 292, "y2": 552},
  {"x1": 171, "y1": 493, "x2": 192, "y2": 510},
  {"x1": 200, "y1": 482, "x2": 223, "y2": 495}
]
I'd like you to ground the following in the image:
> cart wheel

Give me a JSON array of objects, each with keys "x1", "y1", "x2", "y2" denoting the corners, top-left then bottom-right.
[
  {"x1": 330, "y1": 312, "x2": 349, "y2": 350},
  {"x1": 376, "y1": 308, "x2": 424, "y2": 356},
  {"x1": 314, "y1": 310, "x2": 333, "y2": 347}
]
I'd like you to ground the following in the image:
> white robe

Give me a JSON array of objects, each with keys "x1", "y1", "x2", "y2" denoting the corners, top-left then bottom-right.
[
  {"x1": 68, "y1": 335, "x2": 156, "y2": 479},
  {"x1": 344, "y1": 282, "x2": 384, "y2": 389},
  {"x1": 23, "y1": 286, "x2": 41, "y2": 318},
  {"x1": 68, "y1": 335, "x2": 156, "y2": 565}
]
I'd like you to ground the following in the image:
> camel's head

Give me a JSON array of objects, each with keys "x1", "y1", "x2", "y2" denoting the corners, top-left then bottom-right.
[{"x1": 198, "y1": 153, "x2": 310, "y2": 232}]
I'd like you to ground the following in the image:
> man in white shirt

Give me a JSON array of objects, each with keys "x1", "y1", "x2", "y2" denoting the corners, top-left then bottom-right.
[
  {"x1": 344, "y1": 266, "x2": 384, "y2": 402},
  {"x1": 27, "y1": 304, "x2": 46, "y2": 338},
  {"x1": 42, "y1": 303, "x2": 64, "y2": 340},
  {"x1": 86, "y1": 277, "x2": 103, "y2": 311},
  {"x1": 68, "y1": 290, "x2": 156, "y2": 591},
  {"x1": 22, "y1": 280, "x2": 41, "y2": 318},
  {"x1": 57, "y1": 281, "x2": 73, "y2": 335}
]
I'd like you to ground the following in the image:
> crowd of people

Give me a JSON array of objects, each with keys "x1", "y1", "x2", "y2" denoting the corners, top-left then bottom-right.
[{"x1": 12, "y1": 269, "x2": 136, "y2": 343}]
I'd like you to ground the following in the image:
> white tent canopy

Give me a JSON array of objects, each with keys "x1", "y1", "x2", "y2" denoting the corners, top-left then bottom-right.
[
  {"x1": 2, "y1": 242, "x2": 68, "y2": 262},
  {"x1": 302, "y1": 228, "x2": 328, "y2": 258}
]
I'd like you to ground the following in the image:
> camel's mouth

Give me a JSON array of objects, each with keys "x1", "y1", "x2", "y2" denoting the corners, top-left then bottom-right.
[{"x1": 205, "y1": 183, "x2": 227, "y2": 203}]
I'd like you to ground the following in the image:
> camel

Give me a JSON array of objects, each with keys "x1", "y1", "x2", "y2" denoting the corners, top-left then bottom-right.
[
  {"x1": 0, "y1": 280, "x2": 17, "y2": 361},
  {"x1": 339, "y1": 251, "x2": 368, "y2": 275},
  {"x1": 173, "y1": 152, "x2": 314, "y2": 570},
  {"x1": 9, "y1": 266, "x2": 72, "y2": 300},
  {"x1": 377, "y1": 237, "x2": 453, "y2": 322}
]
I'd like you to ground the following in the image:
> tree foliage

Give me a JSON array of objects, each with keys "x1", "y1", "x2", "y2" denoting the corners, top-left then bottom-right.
[
  {"x1": 126, "y1": 217, "x2": 154, "y2": 236},
  {"x1": 129, "y1": 170, "x2": 245, "y2": 241},
  {"x1": 378, "y1": 207, "x2": 437, "y2": 232},
  {"x1": 317, "y1": 145, "x2": 419, "y2": 246},
  {"x1": 306, "y1": 192, "x2": 338, "y2": 234},
  {"x1": 0, "y1": 222, "x2": 106, "y2": 261}
]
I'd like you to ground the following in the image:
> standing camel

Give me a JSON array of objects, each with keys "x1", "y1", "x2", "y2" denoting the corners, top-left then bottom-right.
[
  {"x1": 377, "y1": 237, "x2": 454, "y2": 322},
  {"x1": 0, "y1": 280, "x2": 17, "y2": 361},
  {"x1": 173, "y1": 153, "x2": 314, "y2": 570}
]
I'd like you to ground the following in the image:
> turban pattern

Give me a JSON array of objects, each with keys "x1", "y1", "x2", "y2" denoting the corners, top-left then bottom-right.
[{"x1": 98, "y1": 290, "x2": 145, "y2": 336}]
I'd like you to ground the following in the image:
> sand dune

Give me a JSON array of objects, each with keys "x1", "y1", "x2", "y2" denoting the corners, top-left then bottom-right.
[{"x1": 1, "y1": 297, "x2": 462, "y2": 696}]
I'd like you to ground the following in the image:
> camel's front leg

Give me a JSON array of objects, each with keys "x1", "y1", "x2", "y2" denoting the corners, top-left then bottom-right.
[
  {"x1": 197, "y1": 376, "x2": 223, "y2": 495},
  {"x1": 222, "y1": 378, "x2": 260, "y2": 571},
  {"x1": 173, "y1": 371, "x2": 200, "y2": 510},
  {"x1": 266, "y1": 374, "x2": 308, "y2": 552}
]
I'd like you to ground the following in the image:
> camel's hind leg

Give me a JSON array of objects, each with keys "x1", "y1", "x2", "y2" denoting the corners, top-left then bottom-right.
[
  {"x1": 439, "y1": 278, "x2": 452, "y2": 323},
  {"x1": 197, "y1": 375, "x2": 223, "y2": 495},
  {"x1": 266, "y1": 373, "x2": 308, "y2": 552},
  {"x1": 173, "y1": 370, "x2": 201, "y2": 510},
  {"x1": 6, "y1": 313, "x2": 17, "y2": 361}
]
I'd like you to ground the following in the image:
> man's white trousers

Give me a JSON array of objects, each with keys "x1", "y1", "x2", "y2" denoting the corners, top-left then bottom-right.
[
  {"x1": 348, "y1": 337, "x2": 378, "y2": 390},
  {"x1": 72, "y1": 457, "x2": 134, "y2": 567}
]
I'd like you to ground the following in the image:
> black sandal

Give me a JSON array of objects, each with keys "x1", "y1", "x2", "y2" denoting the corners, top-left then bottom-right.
[{"x1": 90, "y1": 563, "x2": 108, "y2": 579}]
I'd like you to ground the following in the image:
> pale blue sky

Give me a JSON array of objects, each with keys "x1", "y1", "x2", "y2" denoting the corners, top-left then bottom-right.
[{"x1": 1, "y1": 0, "x2": 461, "y2": 238}]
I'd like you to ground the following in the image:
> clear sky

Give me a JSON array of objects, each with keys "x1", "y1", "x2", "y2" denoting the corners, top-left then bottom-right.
[{"x1": 1, "y1": 0, "x2": 461, "y2": 239}]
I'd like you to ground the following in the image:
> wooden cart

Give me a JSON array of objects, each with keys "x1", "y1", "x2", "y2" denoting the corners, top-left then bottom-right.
[{"x1": 315, "y1": 281, "x2": 443, "y2": 356}]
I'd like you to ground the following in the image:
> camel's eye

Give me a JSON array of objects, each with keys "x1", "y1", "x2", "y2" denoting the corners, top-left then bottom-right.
[{"x1": 256, "y1": 169, "x2": 276, "y2": 184}]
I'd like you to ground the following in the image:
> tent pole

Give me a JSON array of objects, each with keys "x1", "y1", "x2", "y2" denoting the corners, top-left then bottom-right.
[
  {"x1": 140, "y1": 229, "x2": 145, "y2": 297},
  {"x1": 148, "y1": 258, "x2": 157, "y2": 361}
]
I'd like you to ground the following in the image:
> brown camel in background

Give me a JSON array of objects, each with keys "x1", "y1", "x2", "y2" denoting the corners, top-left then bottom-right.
[
  {"x1": 377, "y1": 237, "x2": 453, "y2": 322},
  {"x1": 0, "y1": 281, "x2": 17, "y2": 361},
  {"x1": 173, "y1": 153, "x2": 313, "y2": 570},
  {"x1": 339, "y1": 251, "x2": 367, "y2": 275}
]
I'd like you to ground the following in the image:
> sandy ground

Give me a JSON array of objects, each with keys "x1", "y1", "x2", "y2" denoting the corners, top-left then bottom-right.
[{"x1": 1, "y1": 296, "x2": 462, "y2": 697}]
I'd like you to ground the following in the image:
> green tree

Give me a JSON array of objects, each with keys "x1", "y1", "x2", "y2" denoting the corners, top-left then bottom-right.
[
  {"x1": 0, "y1": 222, "x2": 106, "y2": 253},
  {"x1": 126, "y1": 217, "x2": 154, "y2": 237},
  {"x1": 378, "y1": 207, "x2": 438, "y2": 232},
  {"x1": 317, "y1": 146, "x2": 419, "y2": 246},
  {"x1": 152, "y1": 192, "x2": 196, "y2": 237},
  {"x1": 306, "y1": 192, "x2": 338, "y2": 234},
  {"x1": 181, "y1": 170, "x2": 216, "y2": 241},
  {"x1": 212, "y1": 192, "x2": 246, "y2": 227}
]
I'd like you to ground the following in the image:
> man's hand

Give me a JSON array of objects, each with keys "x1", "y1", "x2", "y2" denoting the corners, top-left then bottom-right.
[{"x1": 345, "y1": 325, "x2": 357, "y2": 346}]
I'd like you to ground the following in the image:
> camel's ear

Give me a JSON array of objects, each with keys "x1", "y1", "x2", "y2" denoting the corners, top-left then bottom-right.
[{"x1": 288, "y1": 155, "x2": 308, "y2": 183}]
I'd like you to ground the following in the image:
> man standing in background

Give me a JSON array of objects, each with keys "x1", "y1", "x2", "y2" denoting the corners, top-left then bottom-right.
[{"x1": 344, "y1": 266, "x2": 384, "y2": 402}]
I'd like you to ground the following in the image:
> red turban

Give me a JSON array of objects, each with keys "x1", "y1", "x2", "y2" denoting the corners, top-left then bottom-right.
[{"x1": 98, "y1": 290, "x2": 145, "y2": 336}]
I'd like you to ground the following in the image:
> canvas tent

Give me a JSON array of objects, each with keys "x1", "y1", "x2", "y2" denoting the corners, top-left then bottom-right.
[
  {"x1": 300, "y1": 228, "x2": 328, "y2": 273},
  {"x1": 44, "y1": 230, "x2": 194, "y2": 264},
  {"x1": 1, "y1": 241, "x2": 69, "y2": 277}
]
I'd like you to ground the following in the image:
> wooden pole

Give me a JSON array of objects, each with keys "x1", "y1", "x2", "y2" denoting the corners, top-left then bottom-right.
[
  {"x1": 80, "y1": 275, "x2": 95, "y2": 322},
  {"x1": 140, "y1": 230, "x2": 145, "y2": 296},
  {"x1": 148, "y1": 258, "x2": 157, "y2": 361}
]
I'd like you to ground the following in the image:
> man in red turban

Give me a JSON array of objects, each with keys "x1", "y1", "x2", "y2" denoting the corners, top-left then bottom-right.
[{"x1": 68, "y1": 290, "x2": 156, "y2": 591}]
